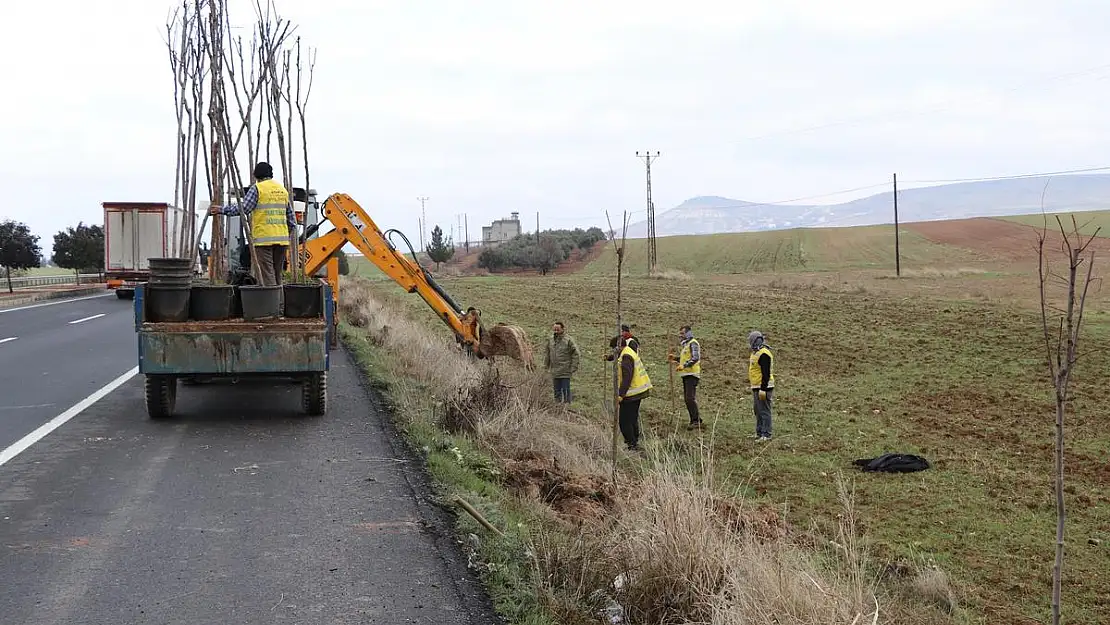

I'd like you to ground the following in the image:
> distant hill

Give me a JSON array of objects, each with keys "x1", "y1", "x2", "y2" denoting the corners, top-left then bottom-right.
[{"x1": 625, "y1": 173, "x2": 1110, "y2": 238}]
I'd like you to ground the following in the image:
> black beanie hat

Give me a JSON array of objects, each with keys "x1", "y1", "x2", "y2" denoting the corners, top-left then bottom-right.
[{"x1": 253, "y1": 162, "x2": 274, "y2": 180}]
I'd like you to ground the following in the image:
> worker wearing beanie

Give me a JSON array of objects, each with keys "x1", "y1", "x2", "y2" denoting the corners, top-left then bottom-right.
[
  {"x1": 604, "y1": 324, "x2": 639, "y2": 362},
  {"x1": 210, "y1": 162, "x2": 295, "y2": 287},
  {"x1": 671, "y1": 325, "x2": 702, "y2": 429},
  {"x1": 748, "y1": 330, "x2": 775, "y2": 441}
]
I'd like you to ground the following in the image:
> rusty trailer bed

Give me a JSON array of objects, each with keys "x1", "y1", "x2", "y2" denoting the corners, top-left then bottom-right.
[{"x1": 132, "y1": 284, "x2": 333, "y2": 418}]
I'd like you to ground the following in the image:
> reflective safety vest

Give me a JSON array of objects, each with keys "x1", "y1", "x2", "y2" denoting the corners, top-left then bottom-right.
[
  {"x1": 251, "y1": 178, "x2": 290, "y2": 246},
  {"x1": 676, "y1": 338, "x2": 701, "y2": 378},
  {"x1": 620, "y1": 345, "x2": 653, "y2": 398},
  {"x1": 748, "y1": 346, "x2": 774, "y2": 389}
]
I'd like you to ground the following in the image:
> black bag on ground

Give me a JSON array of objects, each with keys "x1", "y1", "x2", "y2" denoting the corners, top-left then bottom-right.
[{"x1": 853, "y1": 453, "x2": 930, "y2": 473}]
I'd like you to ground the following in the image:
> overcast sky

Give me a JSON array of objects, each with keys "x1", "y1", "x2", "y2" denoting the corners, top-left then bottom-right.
[{"x1": 2, "y1": 0, "x2": 1108, "y2": 249}]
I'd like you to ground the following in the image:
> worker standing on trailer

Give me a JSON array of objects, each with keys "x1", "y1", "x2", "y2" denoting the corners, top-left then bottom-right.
[
  {"x1": 209, "y1": 162, "x2": 295, "y2": 287},
  {"x1": 617, "y1": 336, "x2": 652, "y2": 452},
  {"x1": 544, "y1": 321, "x2": 581, "y2": 403},
  {"x1": 748, "y1": 330, "x2": 775, "y2": 441},
  {"x1": 671, "y1": 325, "x2": 702, "y2": 429}
]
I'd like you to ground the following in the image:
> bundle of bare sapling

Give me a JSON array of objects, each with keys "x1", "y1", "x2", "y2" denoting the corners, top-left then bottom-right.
[{"x1": 164, "y1": 0, "x2": 316, "y2": 282}]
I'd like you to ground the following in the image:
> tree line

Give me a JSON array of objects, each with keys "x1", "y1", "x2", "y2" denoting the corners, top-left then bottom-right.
[
  {"x1": 0, "y1": 219, "x2": 105, "y2": 292},
  {"x1": 476, "y1": 227, "x2": 606, "y2": 273}
]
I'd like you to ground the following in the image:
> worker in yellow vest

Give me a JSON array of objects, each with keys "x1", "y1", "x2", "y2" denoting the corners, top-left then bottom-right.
[
  {"x1": 617, "y1": 336, "x2": 652, "y2": 451},
  {"x1": 209, "y1": 162, "x2": 295, "y2": 287},
  {"x1": 670, "y1": 325, "x2": 702, "y2": 429},
  {"x1": 748, "y1": 330, "x2": 775, "y2": 441}
]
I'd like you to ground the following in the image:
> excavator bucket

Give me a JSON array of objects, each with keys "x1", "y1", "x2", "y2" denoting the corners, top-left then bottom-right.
[{"x1": 479, "y1": 323, "x2": 535, "y2": 371}]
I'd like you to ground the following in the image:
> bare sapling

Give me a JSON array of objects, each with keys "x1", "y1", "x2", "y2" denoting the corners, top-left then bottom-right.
[
  {"x1": 165, "y1": 1, "x2": 211, "y2": 259},
  {"x1": 294, "y1": 37, "x2": 317, "y2": 279},
  {"x1": 254, "y1": 0, "x2": 296, "y2": 280},
  {"x1": 185, "y1": 23, "x2": 209, "y2": 258},
  {"x1": 282, "y1": 48, "x2": 298, "y2": 281},
  {"x1": 604, "y1": 210, "x2": 631, "y2": 481},
  {"x1": 213, "y1": 3, "x2": 265, "y2": 280},
  {"x1": 1037, "y1": 209, "x2": 1101, "y2": 625},
  {"x1": 222, "y1": 21, "x2": 265, "y2": 164},
  {"x1": 166, "y1": 5, "x2": 187, "y2": 241}
]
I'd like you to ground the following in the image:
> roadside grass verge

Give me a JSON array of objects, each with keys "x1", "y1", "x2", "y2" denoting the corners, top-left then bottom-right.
[
  {"x1": 338, "y1": 276, "x2": 962, "y2": 625},
  {"x1": 383, "y1": 273, "x2": 1110, "y2": 624}
]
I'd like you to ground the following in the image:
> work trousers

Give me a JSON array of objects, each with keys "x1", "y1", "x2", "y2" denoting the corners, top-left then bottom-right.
[
  {"x1": 553, "y1": 377, "x2": 572, "y2": 403},
  {"x1": 752, "y1": 388, "x2": 774, "y2": 438},
  {"x1": 682, "y1": 375, "x2": 700, "y2": 423},
  {"x1": 618, "y1": 396, "x2": 643, "y2": 449},
  {"x1": 254, "y1": 244, "x2": 287, "y2": 287}
]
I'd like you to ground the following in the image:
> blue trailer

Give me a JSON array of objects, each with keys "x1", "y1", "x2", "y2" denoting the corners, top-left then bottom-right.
[{"x1": 133, "y1": 284, "x2": 334, "y2": 419}]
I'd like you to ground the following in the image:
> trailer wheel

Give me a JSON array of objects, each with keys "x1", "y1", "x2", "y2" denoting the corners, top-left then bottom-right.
[
  {"x1": 302, "y1": 372, "x2": 327, "y2": 416},
  {"x1": 145, "y1": 375, "x2": 177, "y2": 419}
]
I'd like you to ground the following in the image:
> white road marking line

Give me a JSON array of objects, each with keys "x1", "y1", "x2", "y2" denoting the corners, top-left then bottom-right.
[
  {"x1": 0, "y1": 367, "x2": 140, "y2": 468},
  {"x1": 0, "y1": 337, "x2": 17, "y2": 345},
  {"x1": 69, "y1": 313, "x2": 106, "y2": 325},
  {"x1": 0, "y1": 292, "x2": 112, "y2": 314}
]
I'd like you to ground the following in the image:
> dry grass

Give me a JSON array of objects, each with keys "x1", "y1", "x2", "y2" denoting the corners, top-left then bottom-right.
[
  {"x1": 873, "y1": 267, "x2": 990, "y2": 280},
  {"x1": 339, "y1": 276, "x2": 957, "y2": 624},
  {"x1": 535, "y1": 456, "x2": 887, "y2": 625},
  {"x1": 650, "y1": 268, "x2": 695, "y2": 281}
]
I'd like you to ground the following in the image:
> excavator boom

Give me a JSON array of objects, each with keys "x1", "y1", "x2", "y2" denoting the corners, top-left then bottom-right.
[{"x1": 299, "y1": 193, "x2": 533, "y2": 369}]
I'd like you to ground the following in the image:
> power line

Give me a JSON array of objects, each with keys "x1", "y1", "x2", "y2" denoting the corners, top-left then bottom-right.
[
  {"x1": 736, "y1": 62, "x2": 1110, "y2": 143},
  {"x1": 900, "y1": 165, "x2": 1110, "y2": 186}
]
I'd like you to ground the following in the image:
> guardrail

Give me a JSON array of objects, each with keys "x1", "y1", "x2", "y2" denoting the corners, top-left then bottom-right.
[{"x1": 6, "y1": 273, "x2": 104, "y2": 289}]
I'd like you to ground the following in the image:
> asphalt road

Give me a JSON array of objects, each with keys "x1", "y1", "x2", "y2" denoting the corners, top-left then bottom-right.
[
  {"x1": 0, "y1": 293, "x2": 136, "y2": 452},
  {"x1": 0, "y1": 295, "x2": 498, "y2": 624}
]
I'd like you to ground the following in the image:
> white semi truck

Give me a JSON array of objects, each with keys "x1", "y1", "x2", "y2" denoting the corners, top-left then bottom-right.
[{"x1": 102, "y1": 201, "x2": 198, "y2": 299}]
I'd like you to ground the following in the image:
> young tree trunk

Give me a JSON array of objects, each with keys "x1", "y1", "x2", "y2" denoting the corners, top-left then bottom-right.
[
  {"x1": 5, "y1": 266, "x2": 12, "y2": 294},
  {"x1": 605, "y1": 211, "x2": 630, "y2": 482},
  {"x1": 1038, "y1": 213, "x2": 1099, "y2": 625}
]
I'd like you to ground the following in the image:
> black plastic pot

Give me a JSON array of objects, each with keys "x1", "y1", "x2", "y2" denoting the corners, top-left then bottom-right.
[
  {"x1": 189, "y1": 284, "x2": 236, "y2": 321},
  {"x1": 147, "y1": 284, "x2": 191, "y2": 322},
  {"x1": 283, "y1": 283, "x2": 324, "y2": 318},
  {"x1": 239, "y1": 285, "x2": 283, "y2": 320},
  {"x1": 148, "y1": 257, "x2": 194, "y2": 286}
]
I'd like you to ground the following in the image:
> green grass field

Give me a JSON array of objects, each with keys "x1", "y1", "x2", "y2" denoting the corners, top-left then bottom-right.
[
  {"x1": 351, "y1": 210, "x2": 1110, "y2": 624},
  {"x1": 583, "y1": 225, "x2": 986, "y2": 276},
  {"x1": 22, "y1": 267, "x2": 77, "y2": 277},
  {"x1": 999, "y1": 209, "x2": 1110, "y2": 237}
]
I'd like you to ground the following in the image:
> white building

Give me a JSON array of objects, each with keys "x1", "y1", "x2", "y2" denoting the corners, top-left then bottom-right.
[{"x1": 481, "y1": 212, "x2": 522, "y2": 245}]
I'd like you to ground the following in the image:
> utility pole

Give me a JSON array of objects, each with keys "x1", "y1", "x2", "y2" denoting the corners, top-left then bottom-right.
[
  {"x1": 536, "y1": 212, "x2": 540, "y2": 241},
  {"x1": 464, "y1": 214, "x2": 469, "y2": 252},
  {"x1": 893, "y1": 173, "x2": 901, "y2": 277},
  {"x1": 417, "y1": 196, "x2": 428, "y2": 251},
  {"x1": 636, "y1": 151, "x2": 661, "y2": 274}
]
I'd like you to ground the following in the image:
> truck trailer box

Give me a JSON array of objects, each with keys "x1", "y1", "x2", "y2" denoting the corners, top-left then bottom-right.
[{"x1": 103, "y1": 202, "x2": 197, "y2": 298}]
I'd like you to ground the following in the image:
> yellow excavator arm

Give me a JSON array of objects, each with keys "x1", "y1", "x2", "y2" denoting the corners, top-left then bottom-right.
[{"x1": 298, "y1": 193, "x2": 529, "y2": 365}]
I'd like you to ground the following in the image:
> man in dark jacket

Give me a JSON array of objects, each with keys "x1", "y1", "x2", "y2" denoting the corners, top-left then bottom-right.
[
  {"x1": 544, "y1": 321, "x2": 581, "y2": 403},
  {"x1": 748, "y1": 330, "x2": 775, "y2": 441}
]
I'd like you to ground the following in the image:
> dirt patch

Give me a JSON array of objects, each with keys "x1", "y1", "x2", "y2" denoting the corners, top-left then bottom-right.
[
  {"x1": 712, "y1": 496, "x2": 790, "y2": 541},
  {"x1": 501, "y1": 455, "x2": 616, "y2": 522},
  {"x1": 906, "y1": 217, "x2": 1110, "y2": 262}
]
